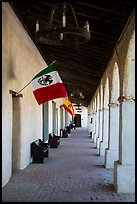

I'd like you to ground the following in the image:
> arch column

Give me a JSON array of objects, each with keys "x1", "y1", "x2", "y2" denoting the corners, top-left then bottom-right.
[
  {"x1": 88, "y1": 111, "x2": 94, "y2": 138},
  {"x1": 96, "y1": 109, "x2": 103, "y2": 149},
  {"x1": 92, "y1": 111, "x2": 96, "y2": 139},
  {"x1": 93, "y1": 110, "x2": 97, "y2": 143},
  {"x1": 90, "y1": 101, "x2": 95, "y2": 139},
  {"x1": 100, "y1": 107, "x2": 109, "y2": 156},
  {"x1": 93, "y1": 97, "x2": 97, "y2": 143},
  {"x1": 105, "y1": 102, "x2": 119, "y2": 168},
  {"x1": 95, "y1": 92, "x2": 100, "y2": 147},
  {"x1": 114, "y1": 97, "x2": 135, "y2": 193}
]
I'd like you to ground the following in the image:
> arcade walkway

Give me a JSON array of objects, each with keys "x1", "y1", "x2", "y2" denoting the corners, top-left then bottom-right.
[{"x1": 2, "y1": 128, "x2": 135, "y2": 202}]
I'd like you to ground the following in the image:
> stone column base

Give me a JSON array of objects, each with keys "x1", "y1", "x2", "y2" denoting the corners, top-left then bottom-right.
[
  {"x1": 105, "y1": 149, "x2": 118, "y2": 168},
  {"x1": 99, "y1": 141, "x2": 108, "y2": 156},
  {"x1": 114, "y1": 161, "x2": 135, "y2": 193}
]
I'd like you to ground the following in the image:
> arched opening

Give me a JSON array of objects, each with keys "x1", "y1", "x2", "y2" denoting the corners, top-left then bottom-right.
[
  {"x1": 96, "y1": 85, "x2": 103, "y2": 149},
  {"x1": 93, "y1": 97, "x2": 97, "y2": 143},
  {"x1": 105, "y1": 62, "x2": 120, "y2": 168},
  {"x1": 100, "y1": 77, "x2": 109, "y2": 156},
  {"x1": 95, "y1": 92, "x2": 100, "y2": 145}
]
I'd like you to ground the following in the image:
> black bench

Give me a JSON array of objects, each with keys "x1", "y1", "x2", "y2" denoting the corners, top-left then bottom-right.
[
  {"x1": 70, "y1": 123, "x2": 76, "y2": 129},
  {"x1": 31, "y1": 139, "x2": 50, "y2": 163},
  {"x1": 62, "y1": 128, "x2": 68, "y2": 138},
  {"x1": 49, "y1": 133, "x2": 60, "y2": 148},
  {"x1": 66, "y1": 126, "x2": 71, "y2": 134}
]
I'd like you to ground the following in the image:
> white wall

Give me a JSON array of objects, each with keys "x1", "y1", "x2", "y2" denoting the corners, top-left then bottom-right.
[
  {"x1": 74, "y1": 106, "x2": 88, "y2": 128},
  {"x1": 2, "y1": 3, "x2": 69, "y2": 187},
  {"x1": 81, "y1": 107, "x2": 88, "y2": 127},
  {"x1": 2, "y1": 3, "x2": 47, "y2": 187}
]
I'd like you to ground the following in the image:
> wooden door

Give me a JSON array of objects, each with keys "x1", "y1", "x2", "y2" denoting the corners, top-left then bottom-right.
[{"x1": 74, "y1": 114, "x2": 81, "y2": 127}]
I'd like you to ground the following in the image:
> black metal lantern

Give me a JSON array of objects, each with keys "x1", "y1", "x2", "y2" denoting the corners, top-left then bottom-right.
[{"x1": 35, "y1": 2, "x2": 90, "y2": 46}]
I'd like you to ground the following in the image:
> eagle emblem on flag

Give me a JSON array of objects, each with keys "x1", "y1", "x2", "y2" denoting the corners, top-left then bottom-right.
[{"x1": 38, "y1": 74, "x2": 53, "y2": 86}]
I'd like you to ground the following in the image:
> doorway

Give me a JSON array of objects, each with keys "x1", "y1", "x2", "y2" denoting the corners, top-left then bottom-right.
[{"x1": 74, "y1": 114, "x2": 81, "y2": 127}]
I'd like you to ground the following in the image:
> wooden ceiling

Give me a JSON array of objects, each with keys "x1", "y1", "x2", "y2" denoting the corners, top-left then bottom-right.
[{"x1": 9, "y1": 1, "x2": 135, "y2": 107}]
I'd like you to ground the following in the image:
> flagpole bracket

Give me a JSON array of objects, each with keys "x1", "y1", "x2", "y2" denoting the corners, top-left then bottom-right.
[{"x1": 9, "y1": 90, "x2": 23, "y2": 97}]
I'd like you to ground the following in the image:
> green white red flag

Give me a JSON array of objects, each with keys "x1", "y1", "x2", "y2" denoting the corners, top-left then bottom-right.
[{"x1": 31, "y1": 64, "x2": 68, "y2": 105}]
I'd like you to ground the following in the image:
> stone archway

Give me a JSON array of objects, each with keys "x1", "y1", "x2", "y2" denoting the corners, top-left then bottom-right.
[
  {"x1": 105, "y1": 62, "x2": 120, "y2": 168},
  {"x1": 114, "y1": 30, "x2": 135, "y2": 193},
  {"x1": 96, "y1": 85, "x2": 103, "y2": 149},
  {"x1": 100, "y1": 77, "x2": 109, "y2": 156}
]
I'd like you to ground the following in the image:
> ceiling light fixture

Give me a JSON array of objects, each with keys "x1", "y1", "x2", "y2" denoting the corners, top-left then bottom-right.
[
  {"x1": 70, "y1": 90, "x2": 85, "y2": 106},
  {"x1": 35, "y1": 2, "x2": 90, "y2": 46}
]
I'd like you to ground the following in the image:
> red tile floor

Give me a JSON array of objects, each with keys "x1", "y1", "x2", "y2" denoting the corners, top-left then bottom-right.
[{"x1": 2, "y1": 128, "x2": 135, "y2": 202}]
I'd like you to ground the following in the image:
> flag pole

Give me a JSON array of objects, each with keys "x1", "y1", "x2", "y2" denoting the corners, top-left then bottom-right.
[
  {"x1": 17, "y1": 80, "x2": 32, "y2": 93},
  {"x1": 17, "y1": 60, "x2": 56, "y2": 94},
  {"x1": 49, "y1": 60, "x2": 56, "y2": 66}
]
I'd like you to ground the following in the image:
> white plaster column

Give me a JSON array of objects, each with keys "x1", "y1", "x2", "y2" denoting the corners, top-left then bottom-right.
[
  {"x1": 87, "y1": 103, "x2": 92, "y2": 134},
  {"x1": 100, "y1": 108, "x2": 109, "y2": 156},
  {"x1": 87, "y1": 114, "x2": 90, "y2": 133},
  {"x1": 93, "y1": 111, "x2": 97, "y2": 143},
  {"x1": 114, "y1": 97, "x2": 135, "y2": 193},
  {"x1": 62, "y1": 108, "x2": 66, "y2": 128},
  {"x1": 91, "y1": 111, "x2": 96, "y2": 139},
  {"x1": 93, "y1": 98, "x2": 97, "y2": 142},
  {"x1": 88, "y1": 113, "x2": 93, "y2": 137},
  {"x1": 95, "y1": 110, "x2": 100, "y2": 145},
  {"x1": 105, "y1": 102, "x2": 119, "y2": 168},
  {"x1": 57, "y1": 108, "x2": 60, "y2": 136},
  {"x1": 65, "y1": 110, "x2": 70, "y2": 127},
  {"x1": 91, "y1": 101, "x2": 96, "y2": 139},
  {"x1": 96, "y1": 109, "x2": 103, "y2": 149}
]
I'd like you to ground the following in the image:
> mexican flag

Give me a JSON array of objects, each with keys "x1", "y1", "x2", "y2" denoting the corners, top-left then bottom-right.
[
  {"x1": 62, "y1": 98, "x2": 75, "y2": 116},
  {"x1": 31, "y1": 64, "x2": 68, "y2": 105}
]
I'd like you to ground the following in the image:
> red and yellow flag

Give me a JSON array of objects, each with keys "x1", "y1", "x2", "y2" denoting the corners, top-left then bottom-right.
[{"x1": 61, "y1": 98, "x2": 75, "y2": 116}]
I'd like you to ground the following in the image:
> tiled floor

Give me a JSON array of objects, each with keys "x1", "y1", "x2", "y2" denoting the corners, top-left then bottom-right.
[{"x1": 2, "y1": 128, "x2": 135, "y2": 202}]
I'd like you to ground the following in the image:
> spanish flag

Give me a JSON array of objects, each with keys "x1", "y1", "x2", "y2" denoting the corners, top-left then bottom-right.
[{"x1": 62, "y1": 98, "x2": 75, "y2": 117}]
